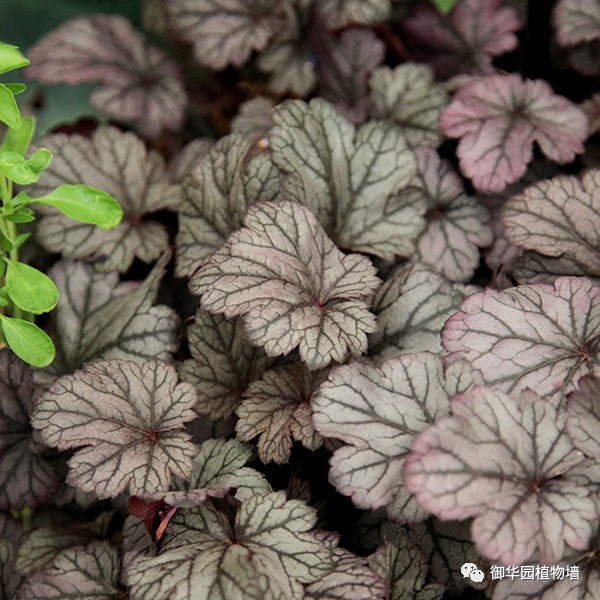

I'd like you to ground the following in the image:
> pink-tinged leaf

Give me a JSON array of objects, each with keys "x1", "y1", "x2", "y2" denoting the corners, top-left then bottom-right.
[
  {"x1": 439, "y1": 74, "x2": 589, "y2": 192},
  {"x1": 319, "y1": 0, "x2": 391, "y2": 28},
  {"x1": 317, "y1": 28, "x2": 385, "y2": 125},
  {"x1": 38, "y1": 256, "x2": 179, "y2": 384},
  {"x1": 313, "y1": 353, "x2": 450, "y2": 521},
  {"x1": 503, "y1": 170, "x2": 600, "y2": 278},
  {"x1": 31, "y1": 359, "x2": 198, "y2": 499},
  {"x1": 368, "y1": 63, "x2": 448, "y2": 147},
  {"x1": 368, "y1": 528, "x2": 445, "y2": 600},
  {"x1": 305, "y1": 547, "x2": 388, "y2": 600},
  {"x1": 271, "y1": 99, "x2": 423, "y2": 259},
  {"x1": 583, "y1": 92, "x2": 600, "y2": 135},
  {"x1": 16, "y1": 541, "x2": 123, "y2": 600},
  {"x1": 370, "y1": 263, "x2": 477, "y2": 359},
  {"x1": 189, "y1": 200, "x2": 381, "y2": 370},
  {"x1": 554, "y1": 0, "x2": 600, "y2": 46},
  {"x1": 123, "y1": 490, "x2": 334, "y2": 599},
  {"x1": 167, "y1": 0, "x2": 287, "y2": 69},
  {"x1": 236, "y1": 363, "x2": 324, "y2": 464},
  {"x1": 567, "y1": 375, "x2": 600, "y2": 460},
  {"x1": 399, "y1": 0, "x2": 521, "y2": 79},
  {"x1": 175, "y1": 133, "x2": 281, "y2": 278},
  {"x1": 404, "y1": 386, "x2": 597, "y2": 564},
  {"x1": 179, "y1": 310, "x2": 274, "y2": 419},
  {"x1": 169, "y1": 138, "x2": 214, "y2": 183},
  {"x1": 231, "y1": 97, "x2": 275, "y2": 141},
  {"x1": 442, "y1": 277, "x2": 600, "y2": 399},
  {"x1": 407, "y1": 147, "x2": 492, "y2": 281},
  {"x1": 0, "y1": 350, "x2": 60, "y2": 511},
  {"x1": 0, "y1": 541, "x2": 19, "y2": 600},
  {"x1": 26, "y1": 15, "x2": 186, "y2": 138},
  {"x1": 31, "y1": 126, "x2": 180, "y2": 272}
]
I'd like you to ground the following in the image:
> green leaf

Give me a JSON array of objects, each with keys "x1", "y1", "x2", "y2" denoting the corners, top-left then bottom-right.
[
  {"x1": 0, "y1": 148, "x2": 52, "y2": 184},
  {"x1": 0, "y1": 228, "x2": 12, "y2": 252},
  {"x1": 4, "y1": 83, "x2": 26, "y2": 95},
  {"x1": 0, "y1": 43, "x2": 29, "y2": 75},
  {"x1": 5, "y1": 208, "x2": 35, "y2": 223},
  {"x1": 4, "y1": 259, "x2": 58, "y2": 314},
  {"x1": 430, "y1": 0, "x2": 459, "y2": 12},
  {"x1": 0, "y1": 84, "x2": 20, "y2": 129},
  {"x1": 0, "y1": 315, "x2": 55, "y2": 367},
  {"x1": 0, "y1": 116, "x2": 35, "y2": 156},
  {"x1": 30, "y1": 184, "x2": 122, "y2": 228},
  {"x1": 13, "y1": 232, "x2": 31, "y2": 248}
]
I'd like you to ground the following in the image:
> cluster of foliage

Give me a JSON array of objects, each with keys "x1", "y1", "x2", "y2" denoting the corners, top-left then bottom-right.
[{"x1": 1, "y1": 0, "x2": 600, "y2": 598}]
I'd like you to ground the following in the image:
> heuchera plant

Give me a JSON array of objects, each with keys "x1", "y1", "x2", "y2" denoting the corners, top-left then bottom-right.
[{"x1": 2, "y1": 1, "x2": 600, "y2": 599}]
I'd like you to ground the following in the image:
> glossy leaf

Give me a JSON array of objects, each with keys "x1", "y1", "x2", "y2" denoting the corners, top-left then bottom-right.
[
  {"x1": 404, "y1": 386, "x2": 597, "y2": 564},
  {"x1": 31, "y1": 125, "x2": 179, "y2": 272},
  {"x1": 439, "y1": 74, "x2": 588, "y2": 192},
  {"x1": 271, "y1": 99, "x2": 424, "y2": 259},
  {"x1": 31, "y1": 184, "x2": 122, "y2": 228},
  {"x1": 443, "y1": 277, "x2": 600, "y2": 399},
  {"x1": 0, "y1": 115, "x2": 35, "y2": 156},
  {"x1": 0, "y1": 350, "x2": 60, "y2": 510},
  {"x1": 0, "y1": 316, "x2": 55, "y2": 368},
  {"x1": 313, "y1": 353, "x2": 450, "y2": 521},
  {"x1": 167, "y1": 0, "x2": 287, "y2": 69},
  {"x1": 26, "y1": 15, "x2": 187, "y2": 137},
  {"x1": 190, "y1": 200, "x2": 380, "y2": 370},
  {"x1": 0, "y1": 43, "x2": 29, "y2": 75},
  {"x1": 236, "y1": 363, "x2": 324, "y2": 464},
  {"x1": 4, "y1": 260, "x2": 58, "y2": 314},
  {"x1": 368, "y1": 64, "x2": 447, "y2": 147},
  {"x1": 400, "y1": 0, "x2": 521, "y2": 79},
  {"x1": 31, "y1": 359, "x2": 198, "y2": 498},
  {"x1": 0, "y1": 85, "x2": 20, "y2": 129}
]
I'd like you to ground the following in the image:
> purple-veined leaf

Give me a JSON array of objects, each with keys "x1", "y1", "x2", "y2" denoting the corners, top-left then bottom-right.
[
  {"x1": 319, "y1": 0, "x2": 391, "y2": 27},
  {"x1": 503, "y1": 170, "x2": 600, "y2": 278},
  {"x1": 316, "y1": 28, "x2": 385, "y2": 125},
  {"x1": 179, "y1": 310, "x2": 274, "y2": 419},
  {"x1": 399, "y1": 0, "x2": 521, "y2": 79},
  {"x1": 312, "y1": 352, "x2": 450, "y2": 521},
  {"x1": 0, "y1": 350, "x2": 60, "y2": 510},
  {"x1": 31, "y1": 125, "x2": 179, "y2": 272},
  {"x1": 407, "y1": 147, "x2": 492, "y2": 281},
  {"x1": 151, "y1": 438, "x2": 271, "y2": 505},
  {"x1": 271, "y1": 99, "x2": 424, "y2": 259},
  {"x1": 404, "y1": 386, "x2": 598, "y2": 564},
  {"x1": 31, "y1": 359, "x2": 198, "y2": 499},
  {"x1": 123, "y1": 490, "x2": 334, "y2": 599},
  {"x1": 231, "y1": 97, "x2": 275, "y2": 141},
  {"x1": 15, "y1": 512, "x2": 113, "y2": 576},
  {"x1": 26, "y1": 15, "x2": 186, "y2": 138},
  {"x1": 370, "y1": 263, "x2": 477, "y2": 359},
  {"x1": 16, "y1": 541, "x2": 123, "y2": 600},
  {"x1": 38, "y1": 255, "x2": 179, "y2": 383},
  {"x1": 368, "y1": 528, "x2": 445, "y2": 600},
  {"x1": 167, "y1": 0, "x2": 287, "y2": 69},
  {"x1": 190, "y1": 200, "x2": 381, "y2": 370},
  {"x1": 554, "y1": 0, "x2": 600, "y2": 46},
  {"x1": 0, "y1": 512, "x2": 22, "y2": 545},
  {"x1": 567, "y1": 375, "x2": 600, "y2": 460},
  {"x1": 305, "y1": 547, "x2": 388, "y2": 600},
  {"x1": 368, "y1": 64, "x2": 448, "y2": 147},
  {"x1": 407, "y1": 519, "x2": 487, "y2": 592},
  {"x1": 443, "y1": 277, "x2": 600, "y2": 399},
  {"x1": 236, "y1": 363, "x2": 324, "y2": 464},
  {"x1": 175, "y1": 133, "x2": 281, "y2": 278},
  {"x1": 439, "y1": 74, "x2": 588, "y2": 192},
  {"x1": 258, "y1": 0, "x2": 317, "y2": 96},
  {"x1": 1, "y1": 541, "x2": 19, "y2": 600}
]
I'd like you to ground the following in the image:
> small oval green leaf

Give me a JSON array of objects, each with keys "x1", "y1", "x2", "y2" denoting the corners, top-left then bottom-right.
[
  {"x1": 0, "y1": 116, "x2": 35, "y2": 155},
  {"x1": 0, "y1": 43, "x2": 29, "y2": 75},
  {"x1": 430, "y1": 0, "x2": 459, "y2": 12},
  {"x1": 0, "y1": 148, "x2": 52, "y2": 184},
  {"x1": 0, "y1": 84, "x2": 20, "y2": 129},
  {"x1": 0, "y1": 315, "x2": 55, "y2": 367},
  {"x1": 5, "y1": 260, "x2": 58, "y2": 314},
  {"x1": 30, "y1": 184, "x2": 123, "y2": 228}
]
